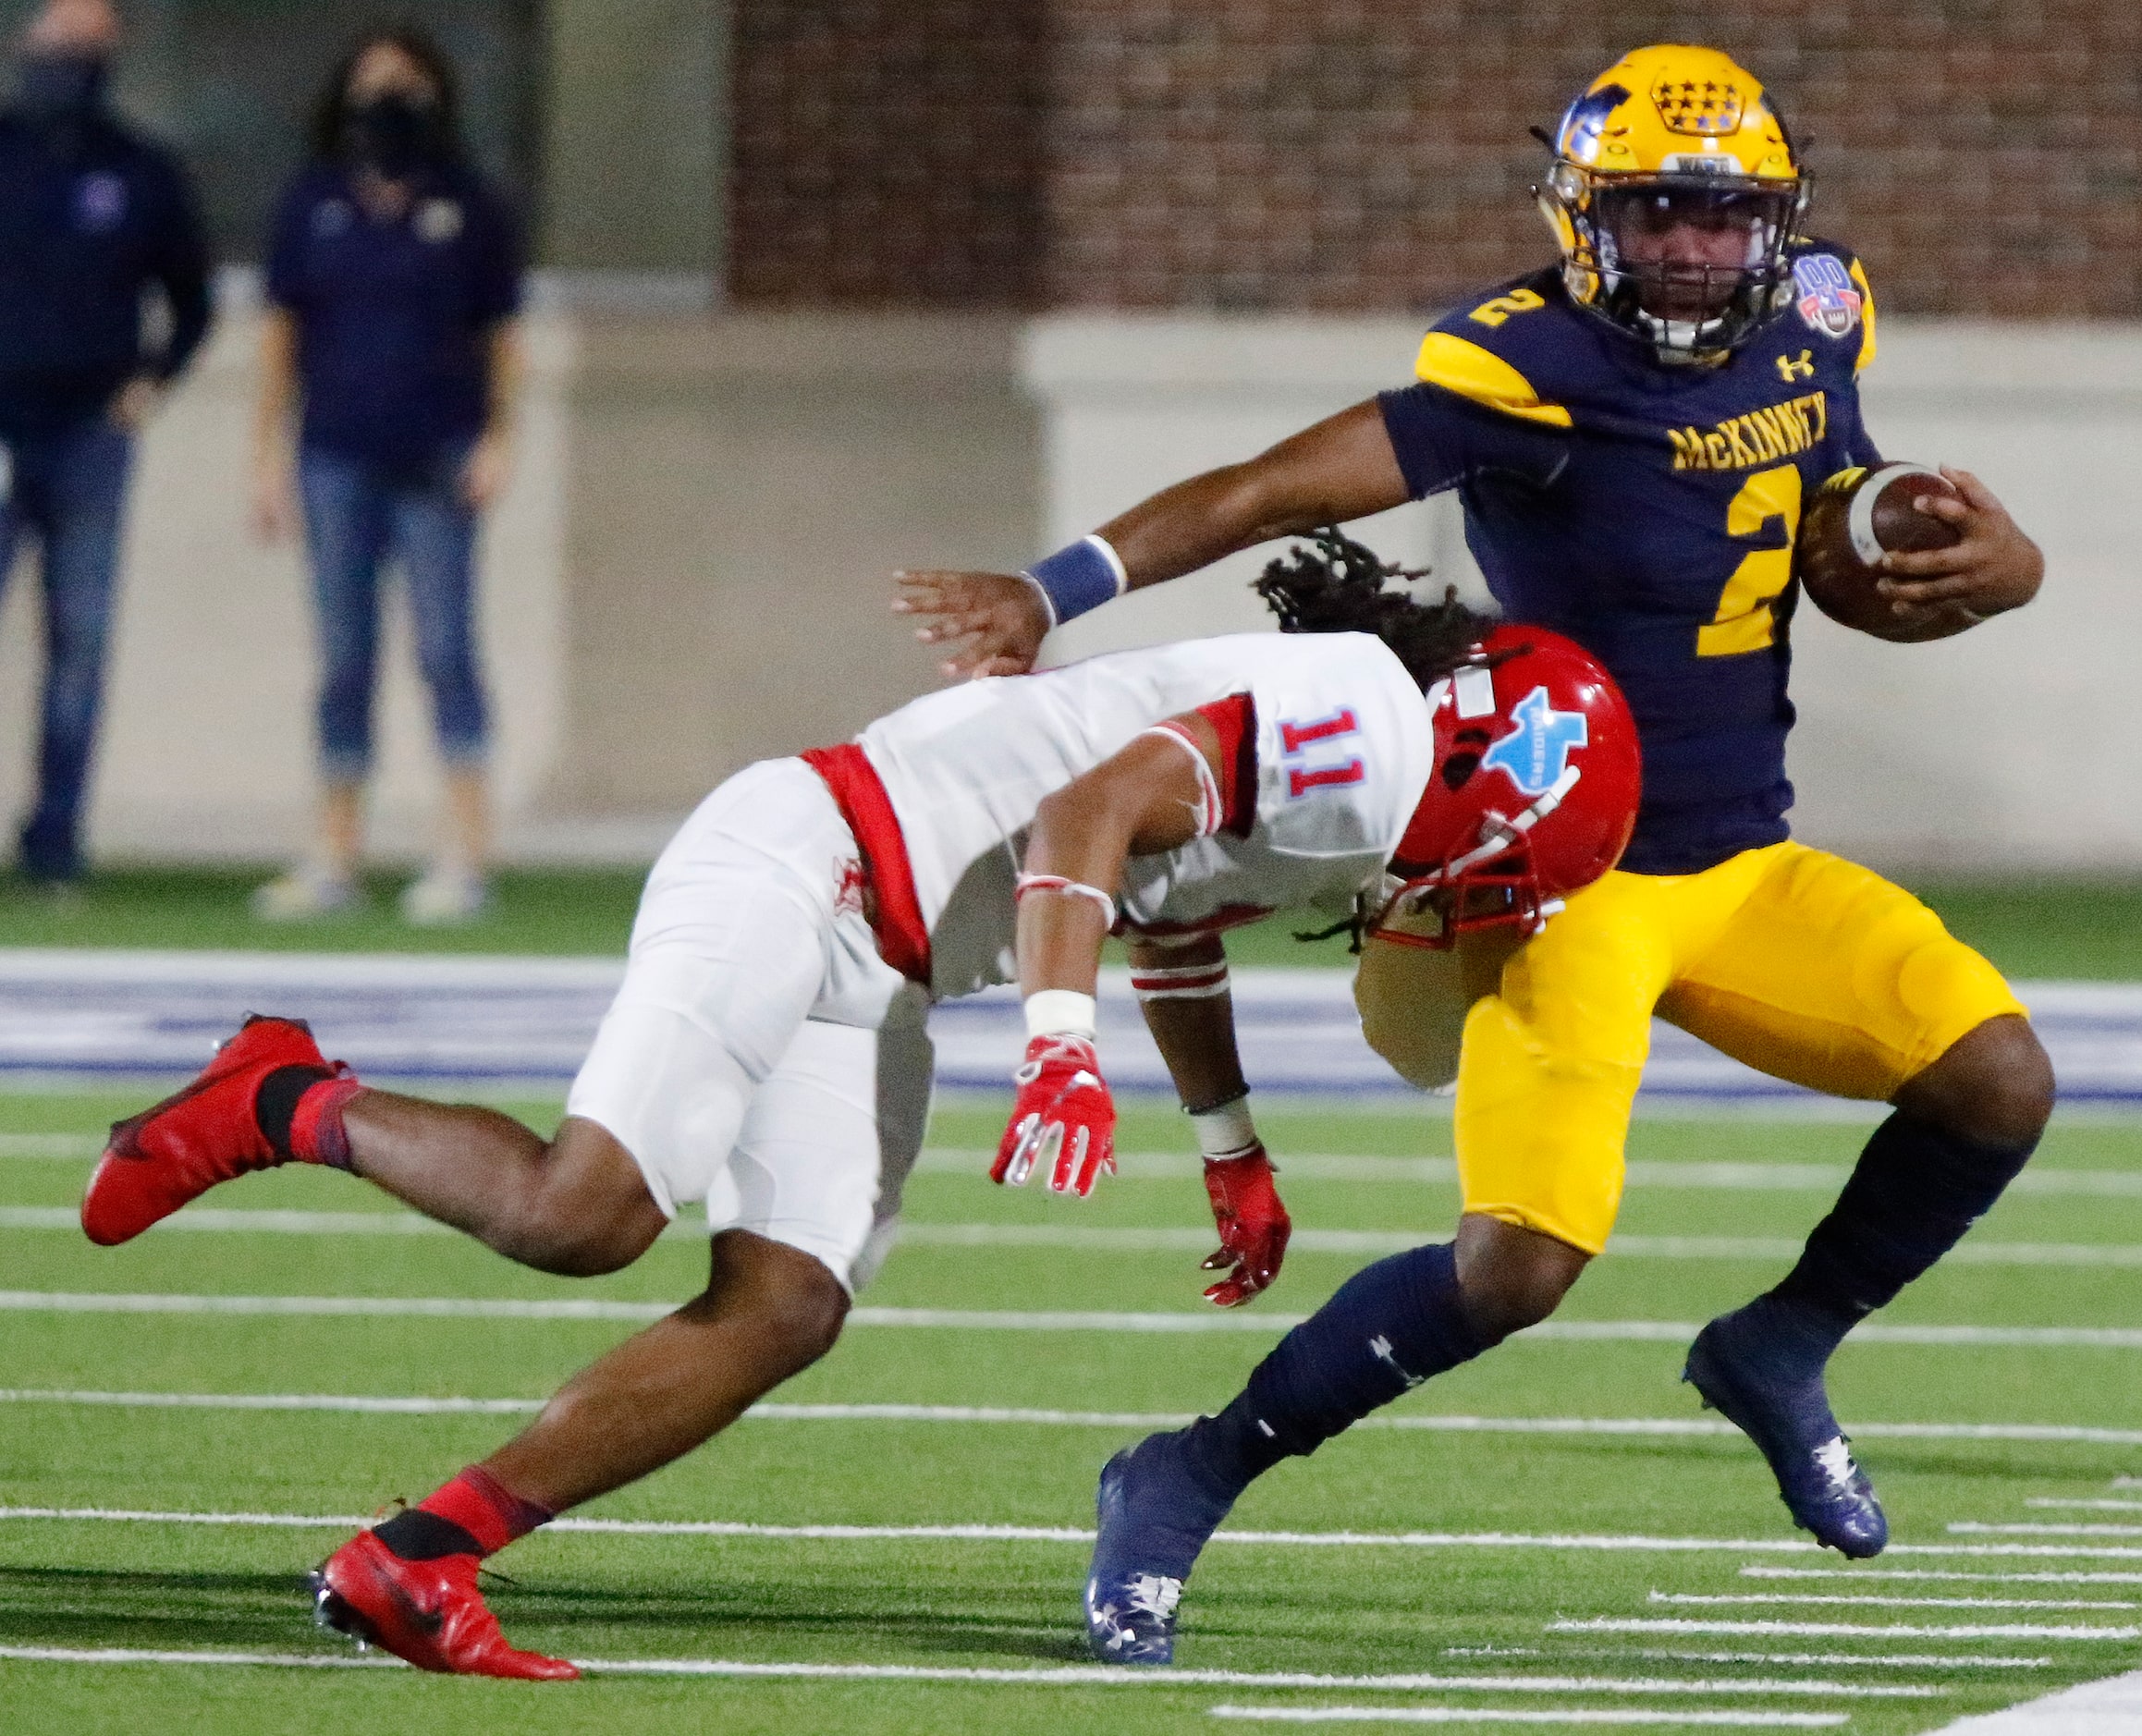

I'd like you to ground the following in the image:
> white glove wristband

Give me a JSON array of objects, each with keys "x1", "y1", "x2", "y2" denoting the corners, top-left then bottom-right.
[
  {"x1": 1190, "y1": 1094, "x2": 1258, "y2": 1161},
  {"x1": 1024, "y1": 989, "x2": 1097, "y2": 1041}
]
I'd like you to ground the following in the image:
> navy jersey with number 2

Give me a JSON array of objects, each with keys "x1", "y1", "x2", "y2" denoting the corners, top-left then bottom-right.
[{"x1": 1377, "y1": 238, "x2": 1881, "y2": 874}]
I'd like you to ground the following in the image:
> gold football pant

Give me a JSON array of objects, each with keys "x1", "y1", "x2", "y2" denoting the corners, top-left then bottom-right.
[{"x1": 1356, "y1": 840, "x2": 2029, "y2": 1255}]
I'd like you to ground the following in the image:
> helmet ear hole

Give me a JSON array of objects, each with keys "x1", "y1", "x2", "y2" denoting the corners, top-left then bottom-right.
[{"x1": 1440, "y1": 752, "x2": 1481, "y2": 791}]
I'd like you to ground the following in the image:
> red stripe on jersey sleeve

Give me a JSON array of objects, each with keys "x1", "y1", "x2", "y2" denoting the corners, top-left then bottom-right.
[{"x1": 1196, "y1": 694, "x2": 1257, "y2": 838}]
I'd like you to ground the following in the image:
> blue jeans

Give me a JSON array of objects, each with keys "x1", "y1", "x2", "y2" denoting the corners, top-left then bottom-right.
[
  {"x1": 298, "y1": 444, "x2": 491, "y2": 782},
  {"x1": 0, "y1": 415, "x2": 134, "y2": 881}
]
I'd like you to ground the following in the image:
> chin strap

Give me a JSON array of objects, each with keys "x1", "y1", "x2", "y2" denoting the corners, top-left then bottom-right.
[
  {"x1": 1366, "y1": 764, "x2": 1585, "y2": 947},
  {"x1": 1437, "y1": 764, "x2": 1583, "y2": 883}
]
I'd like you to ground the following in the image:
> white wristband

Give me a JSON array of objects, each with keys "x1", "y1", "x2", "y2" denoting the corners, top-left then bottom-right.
[
  {"x1": 1190, "y1": 1094, "x2": 1258, "y2": 1161},
  {"x1": 1024, "y1": 989, "x2": 1097, "y2": 1041}
]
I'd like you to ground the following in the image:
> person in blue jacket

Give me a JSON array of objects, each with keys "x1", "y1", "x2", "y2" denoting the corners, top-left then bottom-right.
[
  {"x1": 0, "y1": 0, "x2": 211, "y2": 888},
  {"x1": 250, "y1": 26, "x2": 524, "y2": 926}
]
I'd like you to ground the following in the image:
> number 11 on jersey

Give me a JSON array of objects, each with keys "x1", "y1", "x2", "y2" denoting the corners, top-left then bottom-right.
[{"x1": 1280, "y1": 708, "x2": 1366, "y2": 800}]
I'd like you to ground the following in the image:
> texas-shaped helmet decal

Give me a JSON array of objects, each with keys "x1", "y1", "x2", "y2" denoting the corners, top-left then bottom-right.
[{"x1": 1481, "y1": 686, "x2": 1590, "y2": 797}]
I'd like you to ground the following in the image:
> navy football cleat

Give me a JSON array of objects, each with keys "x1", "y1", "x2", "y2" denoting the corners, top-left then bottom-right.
[
  {"x1": 1683, "y1": 1311, "x2": 1888, "y2": 1559},
  {"x1": 1084, "y1": 1431, "x2": 1233, "y2": 1666}
]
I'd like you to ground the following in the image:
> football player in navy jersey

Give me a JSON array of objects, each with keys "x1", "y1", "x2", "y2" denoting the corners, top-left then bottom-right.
[{"x1": 899, "y1": 44, "x2": 2054, "y2": 1658}]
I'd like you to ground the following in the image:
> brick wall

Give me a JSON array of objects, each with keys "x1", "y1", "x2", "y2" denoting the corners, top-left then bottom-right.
[
  {"x1": 728, "y1": 0, "x2": 1045, "y2": 304},
  {"x1": 728, "y1": 2, "x2": 2142, "y2": 316}
]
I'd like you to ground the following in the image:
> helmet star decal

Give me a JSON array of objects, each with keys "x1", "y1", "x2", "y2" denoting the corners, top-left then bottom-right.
[
  {"x1": 1481, "y1": 686, "x2": 1590, "y2": 797},
  {"x1": 1653, "y1": 75, "x2": 1744, "y2": 135}
]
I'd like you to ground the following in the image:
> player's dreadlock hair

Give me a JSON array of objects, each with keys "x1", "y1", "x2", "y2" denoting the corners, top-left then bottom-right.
[{"x1": 1255, "y1": 528, "x2": 1489, "y2": 691}]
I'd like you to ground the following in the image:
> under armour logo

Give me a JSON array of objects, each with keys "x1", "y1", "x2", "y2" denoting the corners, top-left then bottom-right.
[
  {"x1": 1369, "y1": 1334, "x2": 1426, "y2": 1389},
  {"x1": 1775, "y1": 348, "x2": 1815, "y2": 384}
]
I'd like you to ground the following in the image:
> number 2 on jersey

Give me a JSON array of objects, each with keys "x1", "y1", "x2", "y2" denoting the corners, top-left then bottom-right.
[
  {"x1": 1698, "y1": 463, "x2": 1803, "y2": 658},
  {"x1": 1468, "y1": 287, "x2": 1548, "y2": 328}
]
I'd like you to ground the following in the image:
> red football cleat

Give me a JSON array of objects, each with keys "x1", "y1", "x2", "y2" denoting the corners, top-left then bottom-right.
[
  {"x1": 81, "y1": 1015, "x2": 334, "y2": 1247},
  {"x1": 312, "y1": 1529, "x2": 579, "y2": 1681}
]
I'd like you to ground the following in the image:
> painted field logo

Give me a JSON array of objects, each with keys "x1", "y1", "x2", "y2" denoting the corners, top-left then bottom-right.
[
  {"x1": 1481, "y1": 687, "x2": 1588, "y2": 797},
  {"x1": 1793, "y1": 253, "x2": 1862, "y2": 339}
]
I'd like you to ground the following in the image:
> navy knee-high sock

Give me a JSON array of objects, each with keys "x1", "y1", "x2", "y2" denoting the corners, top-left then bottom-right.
[
  {"x1": 1184, "y1": 1242, "x2": 1488, "y2": 1502},
  {"x1": 1734, "y1": 1109, "x2": 2037, "y2": 1378}
]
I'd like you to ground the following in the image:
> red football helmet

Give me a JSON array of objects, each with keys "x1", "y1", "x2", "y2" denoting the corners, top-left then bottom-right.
[{"x1": 1366, "y1": 624, "x2": 1640, "y2": 949}]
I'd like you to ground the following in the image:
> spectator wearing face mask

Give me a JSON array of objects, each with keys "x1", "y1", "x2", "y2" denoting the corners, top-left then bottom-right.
[
  {"x1": 0, "y1": 0, "x2": 212, "y2": 889},
  {"x1": 250, "y1": 27, "x2": 524, "y2": 925}
]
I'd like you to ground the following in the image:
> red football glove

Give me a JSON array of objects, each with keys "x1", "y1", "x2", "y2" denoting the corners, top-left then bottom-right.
[
  {"x1": 1200, "y1": 1143, "x2": 1291, "y2": 1307},
  {"x1": 993, "y1": 1033, "x2": 1117, "y2": 1197}
]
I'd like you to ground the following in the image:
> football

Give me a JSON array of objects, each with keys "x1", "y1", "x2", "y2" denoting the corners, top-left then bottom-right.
[{"x1": 1794, "y1": 462, "x2": 1968, "y2": 642}]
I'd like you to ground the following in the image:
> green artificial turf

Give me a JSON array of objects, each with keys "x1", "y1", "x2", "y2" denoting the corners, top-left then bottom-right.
[
  {"x1": 4, "y1": 1092, "x2": 2141, "y2": 1731},
  {"x1": 0, "y1": 866, "x2": 646, "y2": 957},
  {"x1": 4, "y1": 866, "x2": 2139, "y2": 983}
]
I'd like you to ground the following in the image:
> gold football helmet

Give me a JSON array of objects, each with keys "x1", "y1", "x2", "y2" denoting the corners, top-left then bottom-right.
[{"x1": 1536, "y1": 44, "x2": 1809, "y2": 362}]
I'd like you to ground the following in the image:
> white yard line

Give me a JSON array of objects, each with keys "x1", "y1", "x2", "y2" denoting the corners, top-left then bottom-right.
[
  {"x1": 0, "y1": 1388, "x2": 546, "y2": 1415},
  {"x1": 11, "y1": 1206, "x2": 2142, "y2": 1272},
  {"x1": 1466, "y1": 1644, "x2": 2044, "y2": 1672},
  {"x1": 1742, "y1": 1567, "x2": 2142, "y2": 1587},
  {"x1": 1213, "y1": 1715, "x2": 1848, "y2": 1731},
  {"x1": 1650, "y1": 1592, "x2": 2136, "y2": 1613},
  {"x1": 10, "y1": 1131, "x2": 2142, "y2": 1197},
  {"x1": 1619, "y1": 1648, "x2": 2047, "y2": 1672},
  {"x1": 1952, "y1": 1525, "x2": 2142, "y2": 1539},
  {"x1": 0, "y1": 1207, "x2": 458, "y2": 1236},
  {"x1": 0, "y1": 1643, "x2": 1919, "y2": 1698},
  {"x1": 9, "y1": 1388, "x2": 2142, "y2": 1450},
  {"x1": 2027, "y1": 1499, "x2": 2142, "y2": 1512},
  {"x1": 9, "y1": 1504, "x2": 2142, "y2": 1562},
  {"x1": 1551, "y1": 1617, "x2": 2141, "y2": 1642},
  {"x1": 12, "y1": 1130, "x2": 2142, "y2": 1198},
  {"x1": 15, "y1": 1288, "x2": 2142, "y2": 1351},
  {"x1": 0, "y1": 1507, "x2": 1823, "y2": 1553},
  {"x1": 0, "y1": 1644, "x2": 399, "y2": 1670},
  {"x1": 916, "y1": 1150, "x2": 2142, "y2": 1196},
  {"x1": 0, "y1": 1134, "x2": 98, "y2": 1159}
]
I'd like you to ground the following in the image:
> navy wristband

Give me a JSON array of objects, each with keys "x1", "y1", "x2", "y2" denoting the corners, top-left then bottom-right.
[{"x1": 1023, "y1": 534, "x2": 1128, "y2": 628}]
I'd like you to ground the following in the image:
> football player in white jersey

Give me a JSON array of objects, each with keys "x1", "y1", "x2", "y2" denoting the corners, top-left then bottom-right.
[{"x1": 77, "y1": 534, "x2": 1636, "y2": 1680}]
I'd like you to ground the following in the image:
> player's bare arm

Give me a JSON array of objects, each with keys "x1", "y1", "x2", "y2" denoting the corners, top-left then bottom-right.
[
  {"x1": 1126, "y1": 927, "x2": 1294, "y2": 1308},
  {"x1": 1016, "y1": 724, "x2": 1214, "y2": 991},
  {"x1": 1874, "y1": 466, "x2": 2045, "y2": 633},
  {"x1": 893, "y1": 400, "x2": 1410, "y2": 679},
  {"x1": 992, "y1": 715, "x2": 1294, "y2": 1302},
  {"x1": 991, "y1": 724, "x2": 1214, "y2": 1196}
]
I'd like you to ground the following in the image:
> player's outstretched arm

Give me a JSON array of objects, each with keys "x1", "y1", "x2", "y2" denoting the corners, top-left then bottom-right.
[
  {"x1": 1874, "y1": 467, "x2": 2044, "y2": 635},
  {"x1": 1128, "y1": 931, "x2": 1292, "y2": 1307},
  {"x1": 894, "y1": 399, "x2": 1411, "y2": 679},
  {"x1": 992, "y1": 722, "x2": 1216, "y2": 1198}
]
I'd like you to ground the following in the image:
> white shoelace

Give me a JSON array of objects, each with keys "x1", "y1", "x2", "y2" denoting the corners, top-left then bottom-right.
[
  {"x1": 1813, "y1": 1436, "x2": 1861, "y2": 1491},
  {"x1": 1121, "y1": 1572, "x2": 1182, "y2": 1621}
]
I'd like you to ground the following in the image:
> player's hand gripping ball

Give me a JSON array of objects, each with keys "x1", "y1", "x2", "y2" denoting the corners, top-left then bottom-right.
[
  {"x1": 994, "y1": 1033, "x2": 1117, "y2": 1196},
  {"x1": 1795, "y1": 464, "x2": 1969, "y2": 642},
  {"x1": 1200, "y1": 1144, "x2": 1291, "y2": 1307}
]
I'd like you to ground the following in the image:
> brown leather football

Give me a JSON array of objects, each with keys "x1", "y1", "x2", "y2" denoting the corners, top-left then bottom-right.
[{"x1": 1795, "y1": 463, "x2": 1966, "y2": 642}]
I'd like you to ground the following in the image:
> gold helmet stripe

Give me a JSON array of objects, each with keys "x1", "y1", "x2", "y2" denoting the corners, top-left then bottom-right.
[{"x1": 1413, "y1": 334, "x2": 1573, "y2": 429}]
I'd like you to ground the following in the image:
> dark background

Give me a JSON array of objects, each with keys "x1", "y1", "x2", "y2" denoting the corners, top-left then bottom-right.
[
  {"x1": 7, "y1": 4, "x2": 2135, "y2": 308},
  {"x1": 0, "y1": 0, "x2": 543, "y2": 257}
]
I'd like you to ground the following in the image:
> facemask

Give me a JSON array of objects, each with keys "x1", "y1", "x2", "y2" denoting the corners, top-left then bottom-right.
[
  {"x1": 16, "y1": 50, "x2": 109, "y2": 119},
  {"x1": 343, "y1": 92, "x2": 441, "y2": 177}
]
